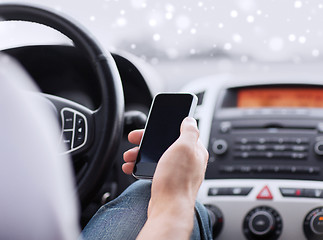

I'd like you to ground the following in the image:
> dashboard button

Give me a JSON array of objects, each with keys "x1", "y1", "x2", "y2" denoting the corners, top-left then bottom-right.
[
  {"x1": 279, "y1": 188, "x2": 302, "y2": 197},
  {"x1": 220, "y1": 121, "x2": 231, "y2": 133},
  {"x1": 219, "y1": 165, "x2": 237, "y2": 173},
  {"x1": 208, "y1": 188, "x2": 229, "y2": 196},
  {"x1": 304, "y1": 189, "x2": 323, "y2": 198},
  {"x1": 257, "y1": 186, "x2": 273, "y2": 200},
  {"x1": 208, "y1": 187, "x2": 253, "y2": 196},
  {"x1": 232, "y1": 187, "x2": 252, "y2": 196},
  {"x1": 239, "y1": 166, "x2": 252, "y2": 173}
]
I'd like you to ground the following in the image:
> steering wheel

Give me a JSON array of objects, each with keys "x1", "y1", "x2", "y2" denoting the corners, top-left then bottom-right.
[{"x1": 0, "y1": 4, "x2": 124, "y2": 206}]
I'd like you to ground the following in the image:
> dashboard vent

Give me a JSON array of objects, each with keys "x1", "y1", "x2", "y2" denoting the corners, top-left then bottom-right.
[{"x1": 196, "y1": 91, "x2": 205, "y2": 105}]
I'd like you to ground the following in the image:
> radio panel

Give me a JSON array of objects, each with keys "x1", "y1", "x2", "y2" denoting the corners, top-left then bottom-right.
[{"x1": 206, "y1": 85, "x2": 323, "y2": 181}]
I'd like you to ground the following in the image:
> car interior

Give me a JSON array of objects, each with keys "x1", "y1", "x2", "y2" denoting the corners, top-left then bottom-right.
[{"x1": 1, "y1": 1, "x2": 323, "y2": 240}]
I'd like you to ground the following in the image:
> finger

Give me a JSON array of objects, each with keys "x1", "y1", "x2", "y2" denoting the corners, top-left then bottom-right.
[
  {"x1": 128, "y1": 129, "x2": 144, "y2": 145},
  {"x1": 122, "y1": 162, "x2": 135, "y2": 175},
  {"x1": 123, "y1": 147, "x2": 139, "y2": 163},
  {"x1": 179, "y1": 117, "x2": 199, "y2": 142}
]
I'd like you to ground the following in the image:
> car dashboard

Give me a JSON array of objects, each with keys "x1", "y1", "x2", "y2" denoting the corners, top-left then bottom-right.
[
  {"x1": 183, "y1": 75, "x2": 323, "y2": 240},
  {"x1": 4, "y1": 43, "x2": 323, "y2": 240}
]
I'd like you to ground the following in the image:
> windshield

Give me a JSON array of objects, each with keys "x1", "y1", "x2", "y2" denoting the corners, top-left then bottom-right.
[{"x1": 1, "y1": 0, "x2": 323, "y2": 89}]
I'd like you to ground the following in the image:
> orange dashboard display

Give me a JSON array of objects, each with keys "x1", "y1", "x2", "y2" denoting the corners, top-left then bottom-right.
[{"x1": 237, "y1": 88, "x2": 323, "y2": 108}]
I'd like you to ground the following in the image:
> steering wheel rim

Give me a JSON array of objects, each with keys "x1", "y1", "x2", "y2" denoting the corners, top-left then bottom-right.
[{"x1": 0, "y1": 3, "x2": 124, "y2": 206}]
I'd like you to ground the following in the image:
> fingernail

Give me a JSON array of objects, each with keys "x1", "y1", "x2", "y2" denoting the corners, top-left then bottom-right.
[{"x1": 184, "y1": 117, "x2": 197, "y2": 126}]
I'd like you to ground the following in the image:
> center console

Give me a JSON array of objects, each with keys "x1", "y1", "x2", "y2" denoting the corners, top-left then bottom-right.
[{"x1": 183, "y1": 77, "x2": 323, "y2": 240}]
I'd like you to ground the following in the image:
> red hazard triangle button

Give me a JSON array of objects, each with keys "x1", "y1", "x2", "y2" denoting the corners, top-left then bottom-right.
[{"x1": 257, "y1": 185, "x2": 273, "y2": 200}]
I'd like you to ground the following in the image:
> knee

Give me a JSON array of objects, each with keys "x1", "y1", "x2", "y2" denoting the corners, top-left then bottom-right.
[{"x1": 121, "y1": 179, "x2": 152, "y2": 198}]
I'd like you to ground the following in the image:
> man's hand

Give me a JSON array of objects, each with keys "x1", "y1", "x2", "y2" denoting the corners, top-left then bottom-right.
[{"x1": 123, "y1": 117, "x2": 209, "y2": 239}]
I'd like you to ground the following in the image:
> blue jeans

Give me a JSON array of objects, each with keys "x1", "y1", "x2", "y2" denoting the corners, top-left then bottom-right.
[{"x1": 81, "y1": 180, "x2": 212, "y2": 239}]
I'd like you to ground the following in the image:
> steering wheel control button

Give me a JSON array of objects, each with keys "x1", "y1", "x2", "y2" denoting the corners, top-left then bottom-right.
[
  {"x1": 73, "y1": 114, "x2": 86, "y2": 148},
  {"x1": 212, "y1": 139, "x2": 228, "y2": 155},
  {"x1": 63, "y1": 131, "x2": 73, "y2": 150},
  {"x1": 60, "y1": 108, "x2": 88, "y2": 153},
  {"x1": 257, "y1": 186, "x2": 273, "y2": 200},
  {"x1": 304, "y1": 207, "x2": 323, "y2": 240},
  {"x1": 243, "y1": 206, "x2": 282, "y2": 240},
  {"x1": 63, "y1": 110, "x2": 74, "y2": 129}
]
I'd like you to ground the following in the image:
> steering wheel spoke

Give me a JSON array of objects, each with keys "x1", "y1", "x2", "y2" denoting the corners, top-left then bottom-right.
[{"x1": 44, "y1": 94, "x2": 94, "y2": 155}]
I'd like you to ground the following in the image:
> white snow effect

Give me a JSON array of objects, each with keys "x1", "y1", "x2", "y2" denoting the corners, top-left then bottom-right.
[
  {"x1": 257, "y1": 10, "x2": 262, "y2": 15},
  {"x1": 153, "y1": 34, "x2": 161, "y2": 41},
  {"x1": 224, "y1": 43, "x2": 232, "y2": 50},
  {"x1": 165, "y1": 4, "x2": 174, "y2": 20},
  {"x1": 89, "y1": 16, "x2": 96, "y2": 22},
  {"x1": 176, "y1": 15, "x2": 191, "y2": 30},
  {"x1": 246, "y1": 15, "x2": 255, "y2": 23},
  {"x1": 131, "y1": 0, "x2": 147, "y2": 9},
  {"x1": 177, "y1": 29, "x2": 183, "y2": 35},
  {"x1": 190, "y1": 49, "x2": 196, "y2": 54},
  {"x1": 288, "y1": 34, "x2": 296, "y2": 42},
  {"x1": 116, "y1": 17, "x2": 127, "y2": 26},
  {"x1": 269, "y1": 37, "x2": 284, "y2": 51},
  {"x1": 130, "y1": 44, "x2": 136, "y2": 49},
  {"x1": 149, "y1": 19, "x2": 157, "y2": 27},
  {"x1": 238, "y1": 0, "x2": 256, "y2": 11},
  {"x1": 198, "y1": 2, "x2": 203, "y2": 7},
  {"x1": 232, "y1": 34, "x2": 242, "y2": 43},
  {"x1": 230, "y1": 10, "x2": 238, "y2": 18},
  {"x1": 319, "y1": 4, "x2": 323, "y2": 9},
  {"x1": 294, "y1": 1, "x2": 302, "y2": 8},
  {"x1": 165, "y1": 13, "x2": 173, "y2": 20},
  {"x1": 312, "y1": 49, "x2": 320, "y2": 57},
  {"x1": 298, "y1": 36, "x2": 306, "y2": 44},
  {"x1": 190, "y1": 28, "x2": 197, "y2": 34},
  {"x1": 120, "y1": 10, "x2": 125, "y2": 15},
  {"x1": 165, "y1": 4, "x2": 175, "y2": 12},
  {"x1": 218, "y1": 23, "x2": 224, "y2": 29}
]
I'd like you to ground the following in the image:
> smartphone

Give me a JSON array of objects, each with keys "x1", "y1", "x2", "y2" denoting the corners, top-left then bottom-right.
[{"x1": 132, "y1": 93, "x2": 198, "y2": 179}]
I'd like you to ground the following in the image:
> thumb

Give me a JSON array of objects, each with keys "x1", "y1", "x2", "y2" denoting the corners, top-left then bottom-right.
[{"x1": 179, "y1": 117, "x2": 199, "y2": 142}]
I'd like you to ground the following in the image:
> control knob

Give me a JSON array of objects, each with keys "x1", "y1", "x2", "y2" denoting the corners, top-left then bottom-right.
[
  {"x1": 212, "y1": 139, "x2": 228, "y2": 155},
  {"x1": 304, "y1": 207, "x2": 323, "y2": 240},
  {"x1": 204, "y1": 205, "x2": 223, "y2": 239},
  {"x1": 243, "y1": 206, "x2": 282, "y2": 240},
  {"x1": 314, "y1": 141, "x2": 323, "y2": 155}
]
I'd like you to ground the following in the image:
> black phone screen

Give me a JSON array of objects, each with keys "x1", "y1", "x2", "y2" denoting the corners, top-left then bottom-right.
[{"x1": 133, "y1": 93, "x2": 196, "y2": 178}]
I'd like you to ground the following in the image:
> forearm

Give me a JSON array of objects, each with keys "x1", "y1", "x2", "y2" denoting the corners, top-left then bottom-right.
[{"x1": 137, "y1": 199, "x2": 195, "y2": 240}]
